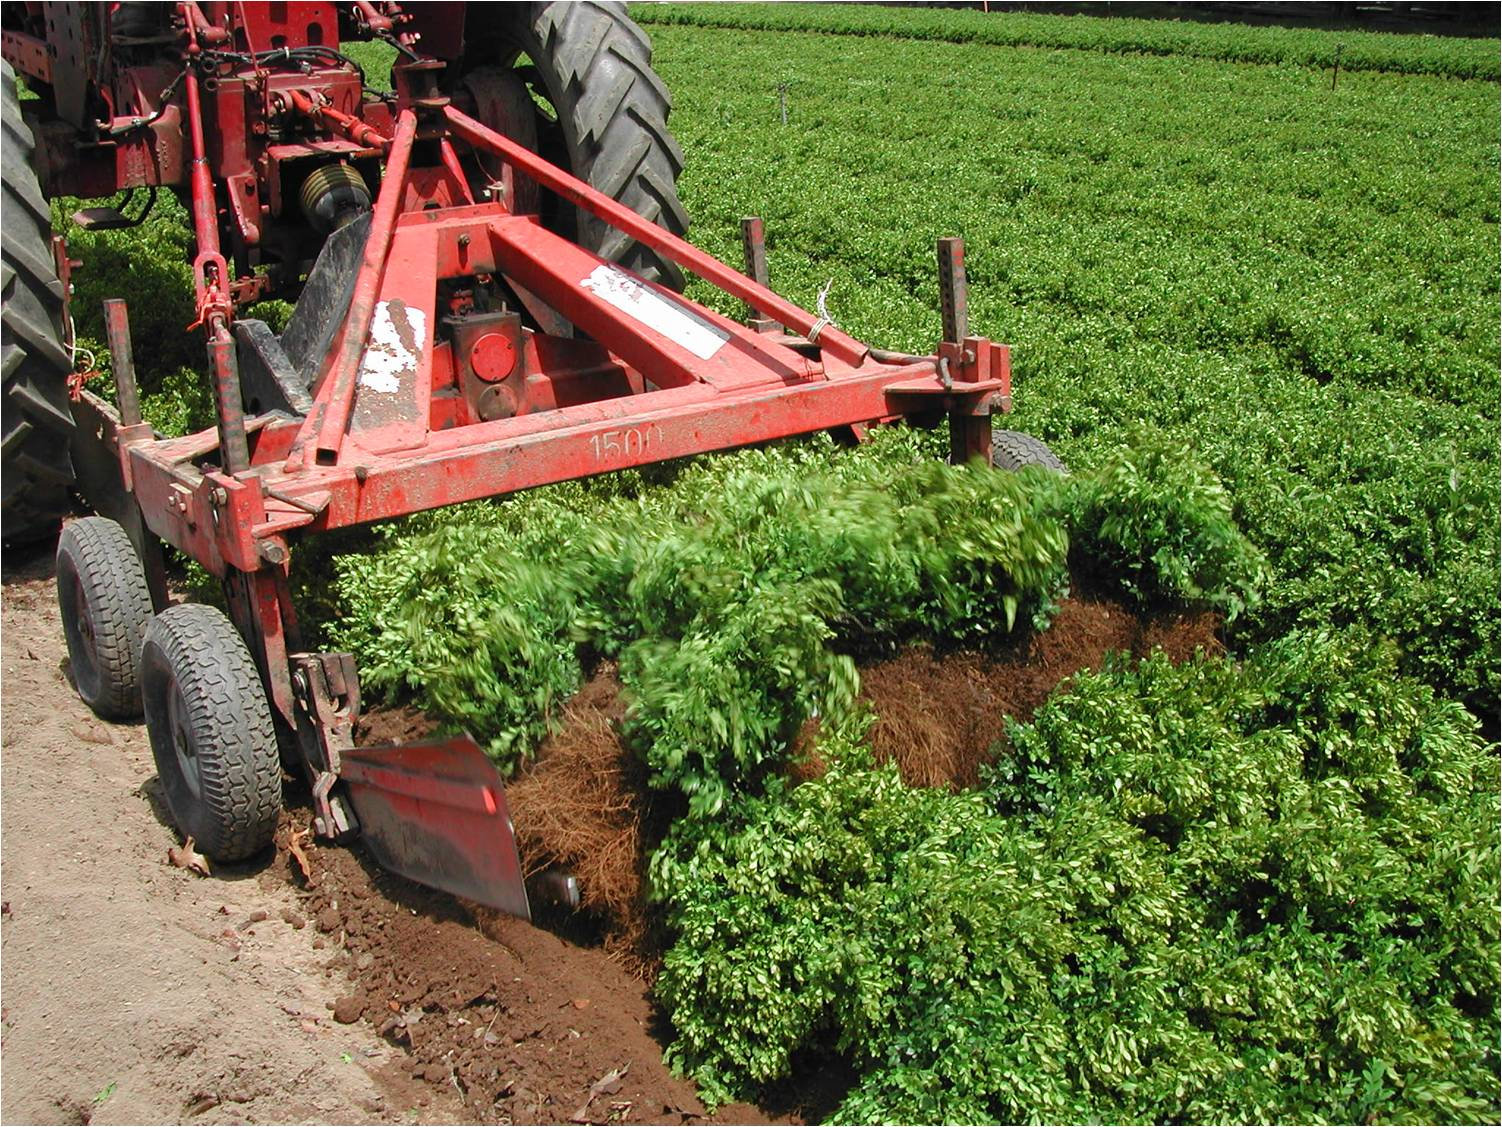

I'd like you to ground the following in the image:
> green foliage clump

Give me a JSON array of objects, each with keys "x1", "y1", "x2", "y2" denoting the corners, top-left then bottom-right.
[
  {"x1": 332, "y1": 524, "x2": 582, "y2": 769},
  {"x1": 654, "y1": 632, "x2": 1498, "y2": 1123},
  {"x1": 612, "y1": 455, "x2": 1071, "y2": 814},
  {"x1": 1061, "y1": 433, "x2": 1268, "y2": 620},
  {"x1": 633, "y1": 3, "x2": 1500, "y2": 80},
  {"x1": 331, "y1": 431, "x2": 1264, "y2": 805}
]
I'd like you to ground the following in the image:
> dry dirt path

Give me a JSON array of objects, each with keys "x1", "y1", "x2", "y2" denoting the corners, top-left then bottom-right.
[{"x1": 1, "y1": 547, "x2": 465, "y2": 1125}]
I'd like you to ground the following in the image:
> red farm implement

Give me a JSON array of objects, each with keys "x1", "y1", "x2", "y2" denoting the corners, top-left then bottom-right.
[{"x1": 3, "y1": 2, "x2": 1046, "y2": 917}]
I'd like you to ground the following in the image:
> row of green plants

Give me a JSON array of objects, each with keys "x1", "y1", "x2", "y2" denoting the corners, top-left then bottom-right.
[
  {"x1": 649, "y1": 17, "x2": 1500, "y2": 716},
  {"x1": 653, "y1": 631, "x2": 1498, "y2": 1123},
  {"x1": 631, "y1": 2, "x2": 1502, "y2": 80},
  {"x1": 332, "y1": 428, "x2": 1262, "y2": 794}
]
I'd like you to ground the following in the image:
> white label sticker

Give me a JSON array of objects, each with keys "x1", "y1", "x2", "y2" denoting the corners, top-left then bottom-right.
[
  {"x1": 580, "y1": 264, "x2": 730, "y2": 360},
  {"x1": 358, "y1": 300, "x2": 426, "y2": 393}
]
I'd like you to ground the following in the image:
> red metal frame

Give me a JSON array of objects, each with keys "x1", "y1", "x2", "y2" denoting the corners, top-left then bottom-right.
[
  {"x1": 48, "y1": 2, "x2": 1014, "y2": 908},
  {"x1": 108, "y1": 82, "x2": 1010, "y2": 576}
]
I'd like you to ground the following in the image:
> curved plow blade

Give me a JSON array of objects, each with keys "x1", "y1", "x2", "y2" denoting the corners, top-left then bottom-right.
[{"x1": 340, "y1": 734, "x2": 530, "y2": 921}]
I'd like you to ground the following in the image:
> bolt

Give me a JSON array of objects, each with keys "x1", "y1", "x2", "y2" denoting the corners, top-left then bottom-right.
[{"x1": 212, "y1": 487, "x2": 229, "y2": 506}]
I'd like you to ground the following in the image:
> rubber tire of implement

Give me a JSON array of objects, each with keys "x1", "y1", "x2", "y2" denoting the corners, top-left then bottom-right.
[
  {"x1": 992, "y1": 429, "x2": 1069, "y2": 474},
  {"x1": 56, "y1": 517, "x2": 154, "y2": 719},
  {"x1": 141, "y1": 605, "x2": 281, "y2": 863},
  {"x1": 2, "y1": 59, "x2": 75, "y2": 544},
  {"x1": 478, "y1": 1, "x2": 691, "y2": 289}
]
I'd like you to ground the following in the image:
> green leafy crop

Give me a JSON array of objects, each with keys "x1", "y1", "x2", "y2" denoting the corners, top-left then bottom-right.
[
  {"x1": 655, "y1": 633, "x2": 1498, "y2": 1123},
  {"x1": 332, "y1": 433, "x2": 1257, "y2": 796}
]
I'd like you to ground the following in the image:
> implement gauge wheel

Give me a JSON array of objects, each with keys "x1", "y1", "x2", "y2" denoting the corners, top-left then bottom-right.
[
  {"x1": 56, "y1": 517, "x2": 154, "y2": 720},
  {"x1": 992, "y1": 429, "x2": 1068, "y2": 474},
  {"x1": 141, "y1": 605, "x2": 282, "y2": 863},
  {"x1": 468, "y1": 1, "x2": 691, "y2": 289}
]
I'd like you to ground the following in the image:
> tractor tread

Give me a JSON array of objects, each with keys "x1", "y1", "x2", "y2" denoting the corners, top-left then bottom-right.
[
  {"x1": 524, "y1": 1, "x2": 690, "y2": 288},
  {"x1": 992, "y1": 429, "x2": 1069, "y2": 474},
  {"x1": 2, "y1": 59, "x2": 75, "y2": 544},
  {"x1": 56, "y1": 517, "x2": 154, "y2": 719}
]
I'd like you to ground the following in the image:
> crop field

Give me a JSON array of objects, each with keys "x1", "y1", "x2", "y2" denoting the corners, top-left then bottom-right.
[{"x1": 44, "y1": 4, "x2": 1500, "y2": 1124}]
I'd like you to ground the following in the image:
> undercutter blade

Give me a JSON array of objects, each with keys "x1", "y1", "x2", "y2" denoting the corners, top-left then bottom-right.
[{"x1": 340, "y1": 734, "x2": 531, "y2": 921}]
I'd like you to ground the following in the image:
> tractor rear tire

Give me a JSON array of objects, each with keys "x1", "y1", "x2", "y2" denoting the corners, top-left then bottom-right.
[
  {"x1": 56, "y1": 517, "x2": 154, "y2": 720},
  {"x1": 992, "y1": 429, "x2": 1068, "y2": 474},
  {"x1": 2, "y1": 59, "x2": 75, "y2": 545},
  {"x1": 141, "y1": 604, "x2": 282, "y2": 863},
  {"x1": 476, "y1": 1, "x2": 691, "y2": 289}
]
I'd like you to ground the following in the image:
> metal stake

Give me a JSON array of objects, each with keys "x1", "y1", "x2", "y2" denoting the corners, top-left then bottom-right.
[
  {"x1": 938, "y1": 237, "x2": 969, "y2": 343},
  {"x1": 101, "y1": 299, "x2": 143, "y2": 427},
  {"x1": 740, "y1": 217, "x2": 779, "y2": 332}
]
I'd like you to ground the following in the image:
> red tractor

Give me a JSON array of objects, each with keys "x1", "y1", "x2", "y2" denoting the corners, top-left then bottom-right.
[{"x1": 2, "y1": 2, "x2": 1041, "y2": 915}]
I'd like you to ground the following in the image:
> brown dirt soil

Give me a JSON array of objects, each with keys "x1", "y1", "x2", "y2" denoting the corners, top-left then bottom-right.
[
  {"x1": 2, "y1": 547, "x2": 456, "y2": 1126},
  {"x1": 0, "y1": 545, "x2": 773, "y2": 1126},
  {"x1": 289, "y1": 830, "x2": 769, "y2": 1125},
  {"x1": 861, "y1": 594, "x2": 1222, "y2": 789}
]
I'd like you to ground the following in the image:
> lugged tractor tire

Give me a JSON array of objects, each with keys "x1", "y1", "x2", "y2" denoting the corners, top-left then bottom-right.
[
  {"x1": 993, "y1": 429, "x2": 1069, "y2": 474},
  {"x1": 475, "y1": 1, "x2": 691, "y2": 289},
  {"x1": 141, "y1": 604, "x2": 282, "y2": 863},
  {"x1": 56, "y1": 517, "x2": 154, "y2": 720},
  {"x1": 2, "y1": 59, "x2": 75, "y2": 545}
]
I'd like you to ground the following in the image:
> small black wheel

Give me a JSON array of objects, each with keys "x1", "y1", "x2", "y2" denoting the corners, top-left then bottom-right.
[
  {"x1": 56, "y1": 517, "x2": 154, "y2": 719},
  {"x1": 141, "y1": 604, "x2": 281, "y2": 862},
  {"x1": 992, "y1": 429, "x2": 1068, "y2": 473}
]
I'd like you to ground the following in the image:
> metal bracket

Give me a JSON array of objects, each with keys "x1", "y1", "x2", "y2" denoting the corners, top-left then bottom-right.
[{"x1": 291, "y1": 651, "x2": 362, "y2": 840}]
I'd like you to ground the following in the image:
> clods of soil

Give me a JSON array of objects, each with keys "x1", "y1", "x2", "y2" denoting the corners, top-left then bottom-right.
[{"x1": 284, "y1": 821, "x2": 771, "y2": 1126}]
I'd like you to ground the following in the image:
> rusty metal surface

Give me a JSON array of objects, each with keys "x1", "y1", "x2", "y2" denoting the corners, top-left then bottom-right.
[
  {"x1": 938, "y1": 237, "x2": 969, "y2": 344},
  {"x1": 1, "y1": 29, "x2": 51, "y2": 83},
  {"x1": 44, "y1": 1, "x2": 91, "y2": 126},
  {"x1": 341, "y1": 736, "x2": 531, "y2": 920}
]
